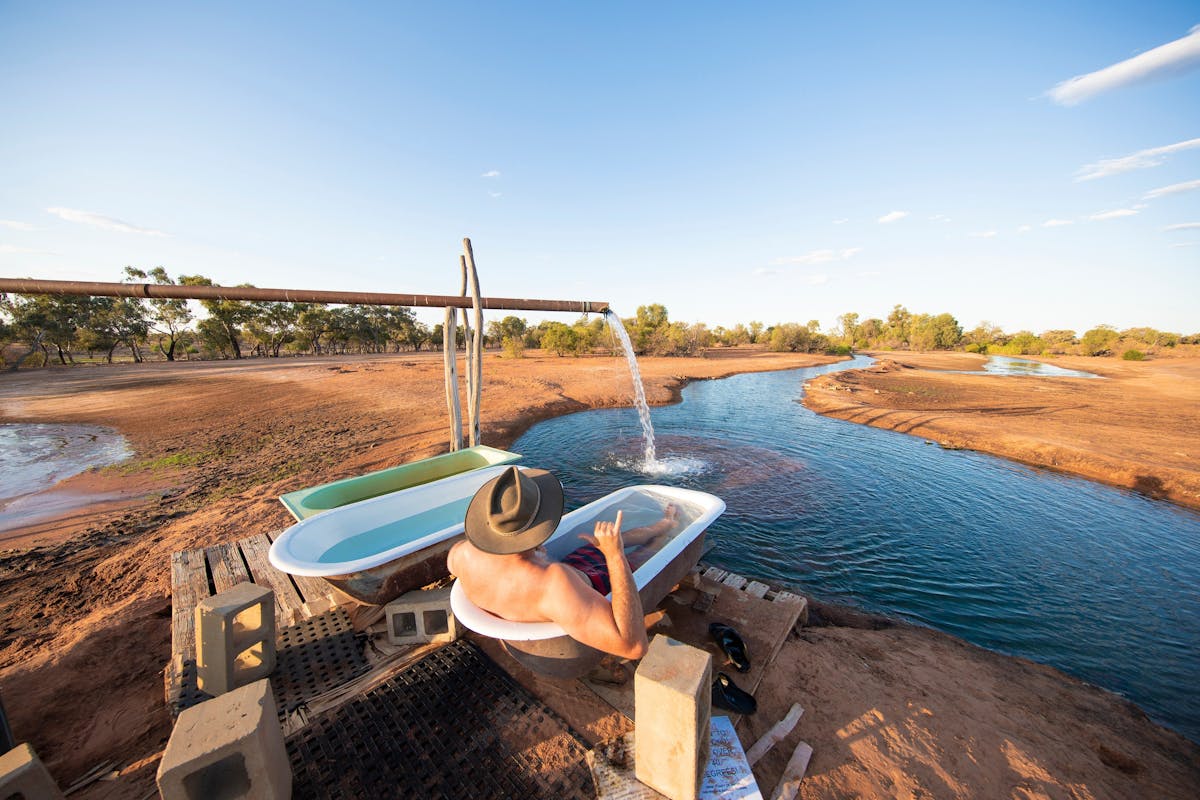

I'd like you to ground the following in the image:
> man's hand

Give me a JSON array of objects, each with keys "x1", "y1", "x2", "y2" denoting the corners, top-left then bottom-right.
[{"x1": 580, "y1": 510, "x2": 625, "y2": 561}]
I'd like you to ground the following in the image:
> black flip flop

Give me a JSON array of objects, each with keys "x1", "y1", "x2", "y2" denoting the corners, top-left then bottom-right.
[
  {"x1": 711, "y1": 672, "x2": 757, "y2": 715},
  {"x1": 709, "y1": 622, "x2": 751, "y2": 673}
]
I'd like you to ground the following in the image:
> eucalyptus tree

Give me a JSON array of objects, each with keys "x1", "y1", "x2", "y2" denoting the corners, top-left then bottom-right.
[
  {"x1": 179, "y1": 275, "x2": 255, "y2": 359},
  {"x1": 123, "y1": 267, "x2": 192, "y2": 360},
  {"x1": 296, "y1": 305, "x2": 333, "y2": 354},
  {"x1": 83, "y1": 296, "x2": 150, "y2": 362},
  {"x1": 1, "y1": 292, "x2": 52, "y2": 368},
  {"x1": 245, "y1": 301, "x2": 307, "y2": 357}
]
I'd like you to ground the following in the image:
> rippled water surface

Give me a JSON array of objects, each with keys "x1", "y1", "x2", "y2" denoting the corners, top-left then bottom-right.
[
  {"x1": 513, "y1": 356, "x2": 1200, "y2": 742},
  {"x1": 0, "y1": 423, "x2": 130, "y2": 508}
]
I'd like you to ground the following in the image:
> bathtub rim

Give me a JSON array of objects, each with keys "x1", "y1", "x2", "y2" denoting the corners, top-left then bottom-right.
[
  {"x1": 450, "y1": 484, "x2": 725, "y2": 642},
  {"x1": 268, "y1": 464, "x2": 513, "y2": 577}
]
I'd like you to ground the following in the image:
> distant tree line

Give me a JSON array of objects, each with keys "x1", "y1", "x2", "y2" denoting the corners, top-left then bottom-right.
[{"x1": 2, "y1": 268, "x2": 1196, "y2": 369}]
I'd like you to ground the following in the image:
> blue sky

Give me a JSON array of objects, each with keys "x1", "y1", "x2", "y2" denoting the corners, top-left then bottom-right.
[{"x1": 1, "y1": 2, "x2": 1197, "y2": 335}]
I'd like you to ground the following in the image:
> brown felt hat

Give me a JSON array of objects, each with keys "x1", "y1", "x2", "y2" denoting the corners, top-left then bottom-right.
[{"x1": 464, "y1": 466, "x2": 565, "y2": 554}]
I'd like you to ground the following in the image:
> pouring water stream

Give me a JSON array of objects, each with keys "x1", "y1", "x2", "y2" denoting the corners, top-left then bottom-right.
[{"x1": 604, "y1": 310, "x2": 658, "y2": 467}]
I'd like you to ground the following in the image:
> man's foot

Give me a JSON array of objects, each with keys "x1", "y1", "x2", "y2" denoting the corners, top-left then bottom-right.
[
  {"x1": 586, "y1": 657, "x2": 630, "y2": 686},
  {"x1": 645, "y1": 503, "x2": 679, "y2": 536}
]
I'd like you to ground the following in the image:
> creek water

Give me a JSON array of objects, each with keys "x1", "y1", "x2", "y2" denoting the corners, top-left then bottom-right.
[
  {"x1": 0, "y1": 423, "x2": 130, "y2": 508},
  {"x1": 960, "y1": 355, "x2": 1102, "y2": 378},
  {"x1": 512, "y1": 355, "x2": 1200, "y2": 742}
]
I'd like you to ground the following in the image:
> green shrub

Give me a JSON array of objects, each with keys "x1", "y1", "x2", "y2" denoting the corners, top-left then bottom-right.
[
  {"x1": 1122, "y1": 349, "x2": 1145, "y2": 361},
  {"x1": 501, "y1": 335, "x2": 525, "y2": 359}
]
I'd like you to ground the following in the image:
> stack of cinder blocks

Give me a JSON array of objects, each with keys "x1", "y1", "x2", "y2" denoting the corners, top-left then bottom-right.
[
  {"x1": 384, "y1": 586, "x2": 461, "y2": 646},
  {"x1": 157, "y1": 582, "x2": 291, "y2": 799},
  {"x1": 634, "y1": 635, "x2": 713, "y2": 800}
]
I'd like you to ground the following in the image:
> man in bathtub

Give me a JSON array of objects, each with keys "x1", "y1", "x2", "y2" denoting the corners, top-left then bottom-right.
[{"x1": 447, "y1": 466, "x2": 678, "y2": 661}]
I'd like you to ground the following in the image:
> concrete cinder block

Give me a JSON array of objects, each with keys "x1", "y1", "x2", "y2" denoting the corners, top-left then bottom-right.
[
  {"x1": 157, "y1": 679, "x2": 291, "y2": 800},
  {"x1": 634, "y1": 635, "x2": 713, "y2": 800},
  {"x1": 195, "y1": 582, "x2": 276, "y2": 696},
  {"x1": 0, "y1": 743, "x2": 66, "y2": 800},
  {"x1": 384, "y1": 586, "x2": 460, "y2": 645}
]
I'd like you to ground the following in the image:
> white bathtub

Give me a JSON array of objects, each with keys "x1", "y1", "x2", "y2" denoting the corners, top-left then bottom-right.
[
  {"x1": 268, "y1": 465, "x2": 511, "y2": 604},
  {"x1": 451, "y1": 484, "x2": 725, "y2": 676}
]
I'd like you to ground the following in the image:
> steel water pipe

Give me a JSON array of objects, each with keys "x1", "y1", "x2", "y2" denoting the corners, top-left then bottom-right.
[{"x1": 0, "y1": 278, "x2": 609, "y2": 314}]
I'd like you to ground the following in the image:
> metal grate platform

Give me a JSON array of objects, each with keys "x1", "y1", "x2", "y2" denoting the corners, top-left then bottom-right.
[
  {"x1": 286, "y1": 640, "x2": 595, "y2": 799},
  {"x1": 171, "y1": 608, "x2": 370, "y2": 724},
  {"x1": 272, "y1": 608, "x2": 370, "y2": 721}
]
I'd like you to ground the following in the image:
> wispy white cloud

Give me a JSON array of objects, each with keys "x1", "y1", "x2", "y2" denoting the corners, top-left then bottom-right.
[
  {"x1": 1016, "y1": 224, "x2": 1033, "y2": 233},
  {"x1": 1076, "y1": 138, "x2": 1200, "y2": 181},
  {"x1": 801, "y1": 273, "x2": 829, "y2": 286},
  {"x1": 487, "y1": 191, "x2": 503, "y2": 199},
  {"x1": 1171, "y1": 241, "x2": 1197, "y2": 247},
  {"x1": 857, "y1": 270, "x2": 882, "y2": 278},
  {"x1": 0, "y1": 244, "x2": 57, "y2": 255},
  {"x1": 771, "y1": 248, "x2": 862, "y2": 266},
  {"x1": 832, "y1": 218, "x2": 849, "y2": 225},
  {"x1": 46, "y1": 207, "x2": 168, "y2": 237},
  {"x1": 1164, "y1": 222, "x2": 1200, "y2": 231},
  {"x1": 0, "y1": 219, "x2": 34, "y2": 231},
  {"x1": 1090, "y1": 208, "x2": 1139, "y2": 221},
  {"x1": 878, "y1": 210, "x2": 908, "y2": 224},
  {"x1": 1043, "y1": 218, "x2": 1074, "y2": 227},
  {"x1": 1048, "y1": 25, "x2": 1200, "y2": 106},
  {"x1": 1144, "y1": 178, "x2": 1200, "y2": 199},
  {"x1": 969, "y1": 230, "x2": 998, "y2": 238},
  {"x1": 929, "y1": 214, "x2": 951, "y2": 223},
  {"x1": 481, "y1": 170, "x2": 501, "y2": 178},
  {"x1": 753, "y1": 268, "x2": 781, "y2": 277}
]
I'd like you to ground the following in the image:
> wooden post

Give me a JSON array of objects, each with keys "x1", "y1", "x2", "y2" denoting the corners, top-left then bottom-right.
[
  {"x1": 459, "y1": 255, "x2": 474, "y2": 447},
  {"x1": 463, "y1": 238, "x2": 484, "y2": 447},
  {"x1": 443, "y1": 306, "x2": 462, "y2": 451}
]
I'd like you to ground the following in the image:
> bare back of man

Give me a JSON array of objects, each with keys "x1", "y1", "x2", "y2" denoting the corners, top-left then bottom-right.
[{"x1": 448, "y1": 505, "x2": 678, "y2": 660}]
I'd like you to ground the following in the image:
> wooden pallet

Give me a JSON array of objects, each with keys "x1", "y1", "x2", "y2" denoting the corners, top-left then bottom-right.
[
  {"x1": 165, "y1": 530, "x2": 340, "y2": 710},
  {"x1": 584, "y1": 563, "x2": 809, "y2": 723}
]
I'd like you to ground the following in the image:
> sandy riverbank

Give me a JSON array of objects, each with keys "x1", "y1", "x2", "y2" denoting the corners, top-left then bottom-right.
[
  {"x1": 803, "y1": 351, "x2": 1200, "y2": 511},
  {"x1": 1, "y1": 349, "x2": 1198, "y2": 798}
]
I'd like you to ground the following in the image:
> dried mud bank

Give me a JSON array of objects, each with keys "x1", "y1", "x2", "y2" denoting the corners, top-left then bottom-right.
[
  {"x1": 803, "y1": 352, "x2": 1200, "y2": 512},
  {"x1": 0, "y1": 349, "x2": 1197, "y2": 798}
]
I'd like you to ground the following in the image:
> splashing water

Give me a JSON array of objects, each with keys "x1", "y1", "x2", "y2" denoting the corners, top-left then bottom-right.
[{"x1": 604, "y1": 310, "x2": 658, "y2": 467}]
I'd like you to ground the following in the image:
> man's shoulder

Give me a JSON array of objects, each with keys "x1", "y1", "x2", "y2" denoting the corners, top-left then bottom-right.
[{"x1": 540, "y1": 562, "x2": 598, "y2": 605}]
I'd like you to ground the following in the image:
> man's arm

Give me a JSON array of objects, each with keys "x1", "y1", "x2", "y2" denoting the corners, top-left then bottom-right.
[{"x1": 539, "y1": 511, "x2": 650, "y2": 660}]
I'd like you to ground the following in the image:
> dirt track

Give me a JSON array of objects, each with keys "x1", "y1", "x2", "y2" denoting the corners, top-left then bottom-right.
[{"x1": 1, "y1": 348, "x2": 1198, "y2": 798}]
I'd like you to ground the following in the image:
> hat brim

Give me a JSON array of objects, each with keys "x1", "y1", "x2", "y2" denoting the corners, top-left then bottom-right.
[{"x1": 464, "y1": 467, "x2": 564, "y2": 555}]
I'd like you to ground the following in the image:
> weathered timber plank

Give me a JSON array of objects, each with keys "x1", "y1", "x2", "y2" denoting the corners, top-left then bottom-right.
[
  {"x1": 263, "y1": 530, "x2": 332, "y2": 605},
  {"x1": 206, "y1": 541, "x2": 252, "y2": 593},
  {"x1": 238, "y1": 533, "x2": 305, "y2": 628},
  {"x1": 745, "y1": 580, "x2": 770, "y2": 598},
  {"x1": 721, "y1": 573, "x2": 748, "y2": 590},
  {"x1": 170, "y1": 549, "x2": 209, "y2": 662}
]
